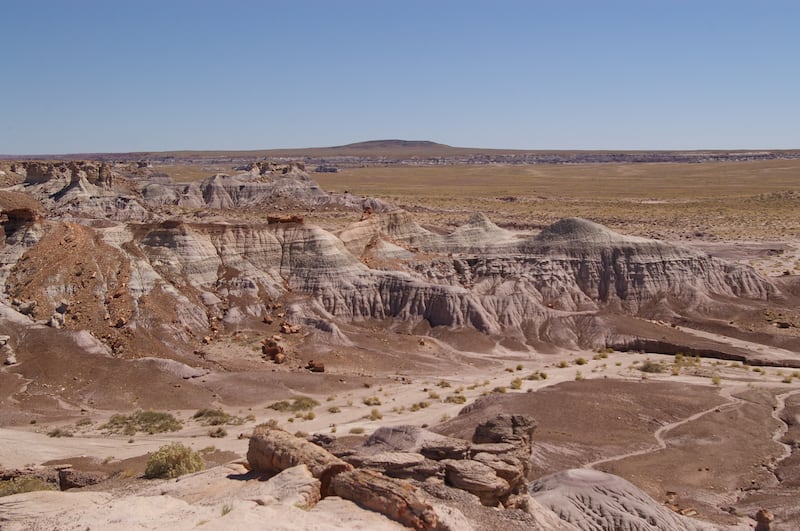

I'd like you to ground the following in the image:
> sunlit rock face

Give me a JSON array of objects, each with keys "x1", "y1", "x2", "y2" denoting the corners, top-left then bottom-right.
[{"x1": 0, "y1": 161, "x2": 775, "y2": 355}]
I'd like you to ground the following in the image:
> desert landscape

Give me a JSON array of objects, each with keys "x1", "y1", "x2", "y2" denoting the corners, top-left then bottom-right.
[{"x1": 0, "y1": 143, "x2": 798, "y2": 530}]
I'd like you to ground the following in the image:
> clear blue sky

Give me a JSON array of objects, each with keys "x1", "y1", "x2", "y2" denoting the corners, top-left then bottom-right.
[{"x1": 2, "y1": 0, "x2": 799, "y2": 154}]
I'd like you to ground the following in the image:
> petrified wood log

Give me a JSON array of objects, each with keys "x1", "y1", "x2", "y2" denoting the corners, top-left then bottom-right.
[
  {"x1": 247, "y1": 426, "x2": 351, "y2": 494},
  {"x1": 331, "y1": 468, "x2": 439, "y2": 530}
]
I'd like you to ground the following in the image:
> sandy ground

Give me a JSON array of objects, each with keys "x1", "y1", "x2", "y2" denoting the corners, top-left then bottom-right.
[{"x1": 3, "y1": 345, "x2": 798, "y2": 527}]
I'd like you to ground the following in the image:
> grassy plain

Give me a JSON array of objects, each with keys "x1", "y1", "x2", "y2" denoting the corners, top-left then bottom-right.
[{"x1": 312, "y1": 160, "x2": 800, "y2": 240}]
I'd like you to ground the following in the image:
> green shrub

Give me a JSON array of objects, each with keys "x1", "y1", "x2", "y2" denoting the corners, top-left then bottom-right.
[
  {"x1": 557, "y1": 360, "x2": 569, "y2": 368},
  {"x1": 0, "y1": 477, "x2": 56, "y2": 497},
  {"x1": 144, "y1": 443, "x2": 204, "y2": 479},
  {"x1": 491, "y1": 386, "x2": 507, "y2": 394},
  {"x1": 193, "y1": 408, "x2": 244, "y2": 426},
  {"x1": 362, "y1": 396, "x2": 381, "y2": 406},
  {"x1": 445, "y1": 394, "x2": 466, "y2": 404},
  {"x1": 369, "y1": 408, "x2": 382, "y2": 420},
  {"x1": 349, "y1": 427, "x2": 365, "y2": 434},
  {"x1": 510, "y1": 378, "x2": 522, "y2": 390},
  {"x1": 327, "y1": 406, "x2": 341, "y2": 414},
  {"x1": 268, "y1": 396, "x2": 320, "y2": 412},
  {"x1": 47, "y1": 428, "x2": 73, "y2": 438},
  {"x1": 409, "y1": 401, "x2": 430, "y2": 411},
  {"x1": 575, "y1": 357, "x2": 587, "y2": 366},
  {"x1": 102, "y1": 410, "x2": 183, "y2": 435},
  {"x1": 639, "y1": 360, "x2": 664, "y2": 373},
  {"x1": 436, "y1": 380, "x2": 451, "y2": 388}
]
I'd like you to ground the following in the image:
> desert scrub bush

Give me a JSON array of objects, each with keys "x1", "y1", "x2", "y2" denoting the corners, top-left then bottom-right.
[
  {"x1": 409, "y1": 401, "x2": 430, "y2": 412},
  {"x1": 436, "y1": 380, "x2": 451, "y2": 388},
  {"x1": 193, "y1": 408, "x2": 244, "y2": 426},
  {"x1": 428, "y1": 391, "x2": 440, "y2": 399},
  {"x1": 268, "y1": 396, "x2": 320, "y2": 413},
  {"x1": 491, "y1": 386, "x2": 507, "y2": 394},
  {"x1": 445, "y1": 394, "x2": 466, "y2": 404},
  {"x1": 575, "y1": 371, "x2": 584, "y2": 381},
  {"x1": 327, "y1": 406, "x2": 341, "y2": 414},
  {"x1": 516, "y1": 364, "x2": 524, "y2": 371},
  {"x1": 208, "y1": 427, "x2": 227, "y2": 438},
  {"x1": 47, "y1": 427, "x2": 74, "y2": 438},
  {"x1": 102, "y1": 410, "x2": 182, "y2": 436},
  {"x1": 294, "y1": 431, "x2": 308, "y2": 438},
  {"x1": 362, "y1": 396, "x2": 381, "y2": 406},
  {"x1": 144, "y1": 443, "x2": 204, "y2": 479},
  {"x1": 0, "y1": 477, "x2": 57, "y2": 497},
  {"x1": 304, "y1": 411, "x2": 315, "y2": 421},
  {"x1": 256, "y1": 419, "x2": 279, "y2": 430},
  {"x1": 575, "y1": 357, "x2": 587, "y2": 366},
  {"x1": 369, "y1": 408, "x2": 383, "y2": 421},
  {"x1": 639, "y1": 360, "x2": 664, "y2": 373},
  {"x1": 349, "y1": 427, "x2": 365, "y2": 434},
  {"x1": 510, "y1": 378, "x2": 522, "y2": 390},
  {"x1": 711, "y1": 375, "x2": 722, "y2": 386},
  {"x1": 557, "y1": 360, "x2": 569, "y2": 368}
]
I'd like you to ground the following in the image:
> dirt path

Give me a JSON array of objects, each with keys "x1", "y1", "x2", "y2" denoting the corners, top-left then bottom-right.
[
  {"x1": 771, "y1": 388, "x2": 800, "y2": 463},
  {"x1": 584, "y1": 385, "x2": 745, "y2": 470}
]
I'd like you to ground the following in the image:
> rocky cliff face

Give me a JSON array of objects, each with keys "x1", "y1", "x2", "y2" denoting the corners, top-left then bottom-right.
[{"x1": 0, "y1": 161, "x2": 783, "y2": 360}]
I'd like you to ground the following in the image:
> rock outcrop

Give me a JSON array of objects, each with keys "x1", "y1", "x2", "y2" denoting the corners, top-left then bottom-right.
[{"x1": 529, "y1": 468, "x2": 715, "y2": 530}]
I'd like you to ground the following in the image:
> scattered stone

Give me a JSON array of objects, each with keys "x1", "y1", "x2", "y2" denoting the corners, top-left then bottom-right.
[
  {"x1": 755, "y1": 508, "x2": 774, "y2": 531},
  {"x1": 49, "y1": 313, "x2": 65, "y2": 329},
  {"x1": 17, "y1": 300, "x2": 37, "y2": 316},
  {"x1": 1, "y1": 337, "x2": 16, "y2": 365},
  {"x1": 280, "y1": 322, "x2": 301, "y2": 334},
  {"x1": 306, "y1": 360, "x2": 325, "y2": 372}
]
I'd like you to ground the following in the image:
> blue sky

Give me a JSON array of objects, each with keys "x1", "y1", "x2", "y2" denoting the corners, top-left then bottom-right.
[{"x1": 2, "y1": 0, "x2": 799, "y2": 154}]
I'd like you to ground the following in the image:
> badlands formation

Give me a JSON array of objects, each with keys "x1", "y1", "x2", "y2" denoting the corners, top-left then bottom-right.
[{"x1": 0, "y1": 160, "x2": 798, "y2": 530}]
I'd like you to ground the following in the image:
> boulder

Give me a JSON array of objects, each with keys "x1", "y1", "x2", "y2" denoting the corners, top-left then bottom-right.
[
  {"x1": 57, "y1": 468, "x2": 108, "y2": 490},
  {"x1": 419, "y1": 438, "x2": 470, "y2": 461},
  {"x1": 472, "y1": 414, "x2": 536, "y2": 477},
  {"x1": 353, "y1": 451, "x2": 442, "y2": 482},
  {"x1": 755, "y1": 508, "x2": 774, "y2": 531},
  {"x1": 471, "y1": 452, "x2": 524, "y2": 491},
  {"x1": 17, "y1": 300, "x2": 36, "y2": 316},
  {"x1": 247, "y1": 426, "x2": 351, "y2": 495},
  {"x1": 441, "y1": 459, "x2": 511, "y2": 506},
  {"x1": 306, "y1": 360, "x2": 325, "y2": 373},
  {"x1": 472, "y1": 414, "x2": 536, "y2": 448},
  {"x1": 247, "y1": 464, "x2": 321, "y2": 508},
  {"x1": 330, "y1": 468, "x2": 439, "y2": 530}
]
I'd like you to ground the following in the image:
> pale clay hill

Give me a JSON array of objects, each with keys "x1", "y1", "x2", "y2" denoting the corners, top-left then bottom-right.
[{"x1": 0, "y1": 160, "x2": 797, "y2": 530}]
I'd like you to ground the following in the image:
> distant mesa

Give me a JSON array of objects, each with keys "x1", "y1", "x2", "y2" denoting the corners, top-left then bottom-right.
[{"x1": 330, "y1": 139, "x2": 450, "y2": 150}]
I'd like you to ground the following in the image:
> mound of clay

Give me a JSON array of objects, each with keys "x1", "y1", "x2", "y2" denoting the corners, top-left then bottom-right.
[{"x1": 530, "y1": 468, "x2": 714, "y2": 531}]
